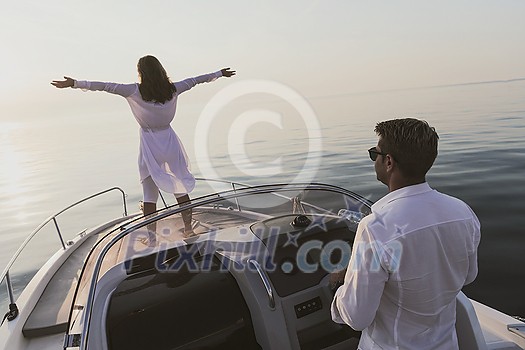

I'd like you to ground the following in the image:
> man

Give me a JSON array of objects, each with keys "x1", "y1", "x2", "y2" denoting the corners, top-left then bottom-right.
[{"x1": 331, "y1": 118, "x2": 480, "y2": 349}]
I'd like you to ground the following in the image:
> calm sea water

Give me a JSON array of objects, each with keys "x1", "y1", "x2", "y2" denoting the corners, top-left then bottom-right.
[{"x1": 1, "y1": 80, "x2": 524, "y2": 316}]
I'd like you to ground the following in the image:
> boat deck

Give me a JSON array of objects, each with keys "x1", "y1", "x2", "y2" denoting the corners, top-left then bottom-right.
[
  {"x1": 21, "y1": 209, "x2": 258, "y2": 339},
  {"x1": 21, "y1": 217, "x2": 133, "y2": 338}
]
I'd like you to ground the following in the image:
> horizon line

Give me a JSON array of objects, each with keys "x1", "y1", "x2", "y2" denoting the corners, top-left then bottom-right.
[{"x1": 310, "y1": 77, "x2": 525, "y2": 100}]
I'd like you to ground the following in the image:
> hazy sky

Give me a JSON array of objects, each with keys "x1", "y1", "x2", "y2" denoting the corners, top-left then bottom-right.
[{"x1": 1, "y1": 0, "x2": 524, "y2": 123}]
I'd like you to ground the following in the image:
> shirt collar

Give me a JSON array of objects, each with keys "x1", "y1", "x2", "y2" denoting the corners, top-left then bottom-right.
[{"x1": 371, "y1": 182, "x2": 433, "y2": 211}]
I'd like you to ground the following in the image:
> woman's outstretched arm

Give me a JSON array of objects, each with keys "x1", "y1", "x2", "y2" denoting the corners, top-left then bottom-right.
[
  {"x1": 51, "y1": 76, "x2": 75, "y2": 88},
  {"x1": 221, "y1": 68, "x2": 236, "y2": 77},
  {"x1": 174, "y1": 68, "x2": 236, "y2": 95},
  {"x1": 51, "y1": 76, "x2": 136, "y2": 97}
]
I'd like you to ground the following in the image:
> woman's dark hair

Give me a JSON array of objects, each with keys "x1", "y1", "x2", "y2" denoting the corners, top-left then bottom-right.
[
  {"x1": 137, "y1": 55, "x2": 176, "y2": 103},
  {"x1": 375, "y1": 118, "x2": 439, "y2": 179}
]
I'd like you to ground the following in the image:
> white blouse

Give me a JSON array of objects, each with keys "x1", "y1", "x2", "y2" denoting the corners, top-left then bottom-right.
[
  {"x1": 331, "y1": 182, "x2": 480, "y2": 350},
  {"x1": 73, "y1": 71, "x2": 222, "y2": 194}
]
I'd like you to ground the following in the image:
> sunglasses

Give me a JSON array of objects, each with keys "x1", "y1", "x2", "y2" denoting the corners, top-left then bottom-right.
[{"x1": 368, "y1": 147, "x2": 387, "y2": 161}]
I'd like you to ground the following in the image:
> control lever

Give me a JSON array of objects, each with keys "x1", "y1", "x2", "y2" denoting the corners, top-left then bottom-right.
[{"x1": 291, "y1": 215, "x2": 311, "y2": 228}]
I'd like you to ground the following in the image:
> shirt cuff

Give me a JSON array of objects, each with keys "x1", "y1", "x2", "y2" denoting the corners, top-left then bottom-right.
[
  {"x1": 72, "y1": 80, "x2": 90, "y2": 91},
  {"x1": 330, "y1": 295, "x2": 345, "y2": 324}
]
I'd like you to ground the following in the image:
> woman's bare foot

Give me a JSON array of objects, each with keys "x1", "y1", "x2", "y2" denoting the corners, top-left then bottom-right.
[
  {"x1": 139, "y1": 231, "x2": 157, "y2": 246},
  {"x1": 182, "y1": 227, "x2": 196, "y2": 238}
]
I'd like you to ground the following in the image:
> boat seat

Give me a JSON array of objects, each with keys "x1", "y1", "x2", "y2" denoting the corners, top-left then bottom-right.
[
  {"x1": 456, "y1": 291, "x2": 488, "y2": 350},
  {"x1": 106, "y1": 250, "x2": 261, "y2": 350}
]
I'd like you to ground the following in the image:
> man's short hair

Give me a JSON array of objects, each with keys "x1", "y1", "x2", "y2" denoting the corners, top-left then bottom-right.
[{"x1": 375, "y1": 118, "x2": 439, "y2": 179}]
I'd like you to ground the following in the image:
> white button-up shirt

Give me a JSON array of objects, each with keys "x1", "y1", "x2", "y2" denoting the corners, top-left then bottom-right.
[{"x1": 331, "y1": 183, "x2": 480, "y2": 349}]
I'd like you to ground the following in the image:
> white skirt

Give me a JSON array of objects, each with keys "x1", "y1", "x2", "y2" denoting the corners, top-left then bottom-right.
[{"x1": 138, "y1": 127, "x2": 195, "y2": 195}]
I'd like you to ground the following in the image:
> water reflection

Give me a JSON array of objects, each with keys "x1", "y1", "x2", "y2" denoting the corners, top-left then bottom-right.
[{"x1": 0, "y1": 123, "x2": 32, "y2": 224}]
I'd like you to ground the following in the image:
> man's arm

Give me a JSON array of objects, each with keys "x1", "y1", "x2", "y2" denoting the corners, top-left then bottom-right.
[
  {"x1": 331, "y1": 225, "x2": 388, "y2": 330},
  {"x1": 464, "y1": 213, "x2": 481, "y2": 285}
]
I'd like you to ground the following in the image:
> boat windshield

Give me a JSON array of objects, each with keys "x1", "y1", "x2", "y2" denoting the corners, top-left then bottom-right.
[{"x1": 64, "y1": 183, "x2": 372, "y2": 348}]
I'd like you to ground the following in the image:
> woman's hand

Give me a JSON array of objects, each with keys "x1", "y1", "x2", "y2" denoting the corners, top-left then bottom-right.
[
  {"x1": 221, "y1": 68, "x2": 236, "y2": 78},
  {"x1": 51, "y1": 76, "x2": 75, "y2": 88}
]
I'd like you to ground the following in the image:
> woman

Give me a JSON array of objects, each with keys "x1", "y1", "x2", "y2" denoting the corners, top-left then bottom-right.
[{"x1": 52, "y1": 55, "x2": 235, "y2": 237}]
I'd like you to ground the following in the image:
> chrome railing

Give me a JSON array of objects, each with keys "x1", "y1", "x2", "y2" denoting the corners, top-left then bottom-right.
[
  {"x1": 158, "y1": 178, "x2": 369, "y2": 216},
  {"x1": 158, "y1": 177, "x2": 250, "y2": 210},
  {"x1": 0, "y1": 187, "x2": 128, "y2": 325},
  {"x1": 248, "y1": 259, "x2": 275, "y2": 309},
  {"x1": 196, "y1": 177, "x2": 251, "y2": 211},
  {"x1": 195, "y1": 177, "x2": 251, "y2": 189},
  {"x1": 178, "y1": 178, "x2": 366, "y2": 216}
]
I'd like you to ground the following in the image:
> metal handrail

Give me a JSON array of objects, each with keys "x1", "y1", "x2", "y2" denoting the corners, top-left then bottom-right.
[
  {"x1": 158, "y1": 178, "x2": 357, "y2": 216},
  {"x1": 0, "y1": 187, "x2": 128, "y2": 306},
  {"x1": 248, "y1": 259, "x2": 275, "y2": 309},
  {"x1": 507, "y1": 324, "x2": 525, "y2": 340},
  {"x1": 75, "y1": 182, "x2": 372, "y2": 349},
  {"x1": 193, "y1": 178, "x2": 371, "y2": 215},
  {"x1": 157, "y1": 178, "x2": 249, "y2": 210},
  {"x1": 194, "y1": 178, "x2": 250, "y2": 211},
  {"x1": 195, "y1": 177, "x2": 251, "y2": 189}
]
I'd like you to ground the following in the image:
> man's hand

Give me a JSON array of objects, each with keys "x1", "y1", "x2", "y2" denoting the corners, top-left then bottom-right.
[
  {"x1": 221, "y1": 68, "x2": 236, "y2": 78},
  {"x1": 330, "y1": 268, "x2": 347, "y2": 290},
  {"x1": 51, "y1": 76, "x2": 75, "y2": 88}
]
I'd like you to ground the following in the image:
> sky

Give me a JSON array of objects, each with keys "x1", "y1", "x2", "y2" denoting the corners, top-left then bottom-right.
[{"x1": 1, "y1": 0, "x2": 524, "y2": 124}]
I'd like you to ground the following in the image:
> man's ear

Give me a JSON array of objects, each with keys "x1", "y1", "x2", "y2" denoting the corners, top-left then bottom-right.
[{"x1": 385, "y1": 154, "x2": 395, "y2": 172}]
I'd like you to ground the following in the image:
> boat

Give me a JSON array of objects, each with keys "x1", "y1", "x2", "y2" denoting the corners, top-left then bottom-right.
[{"x1": 1, "y1": 179, "x2": 524, "y2": 349}]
